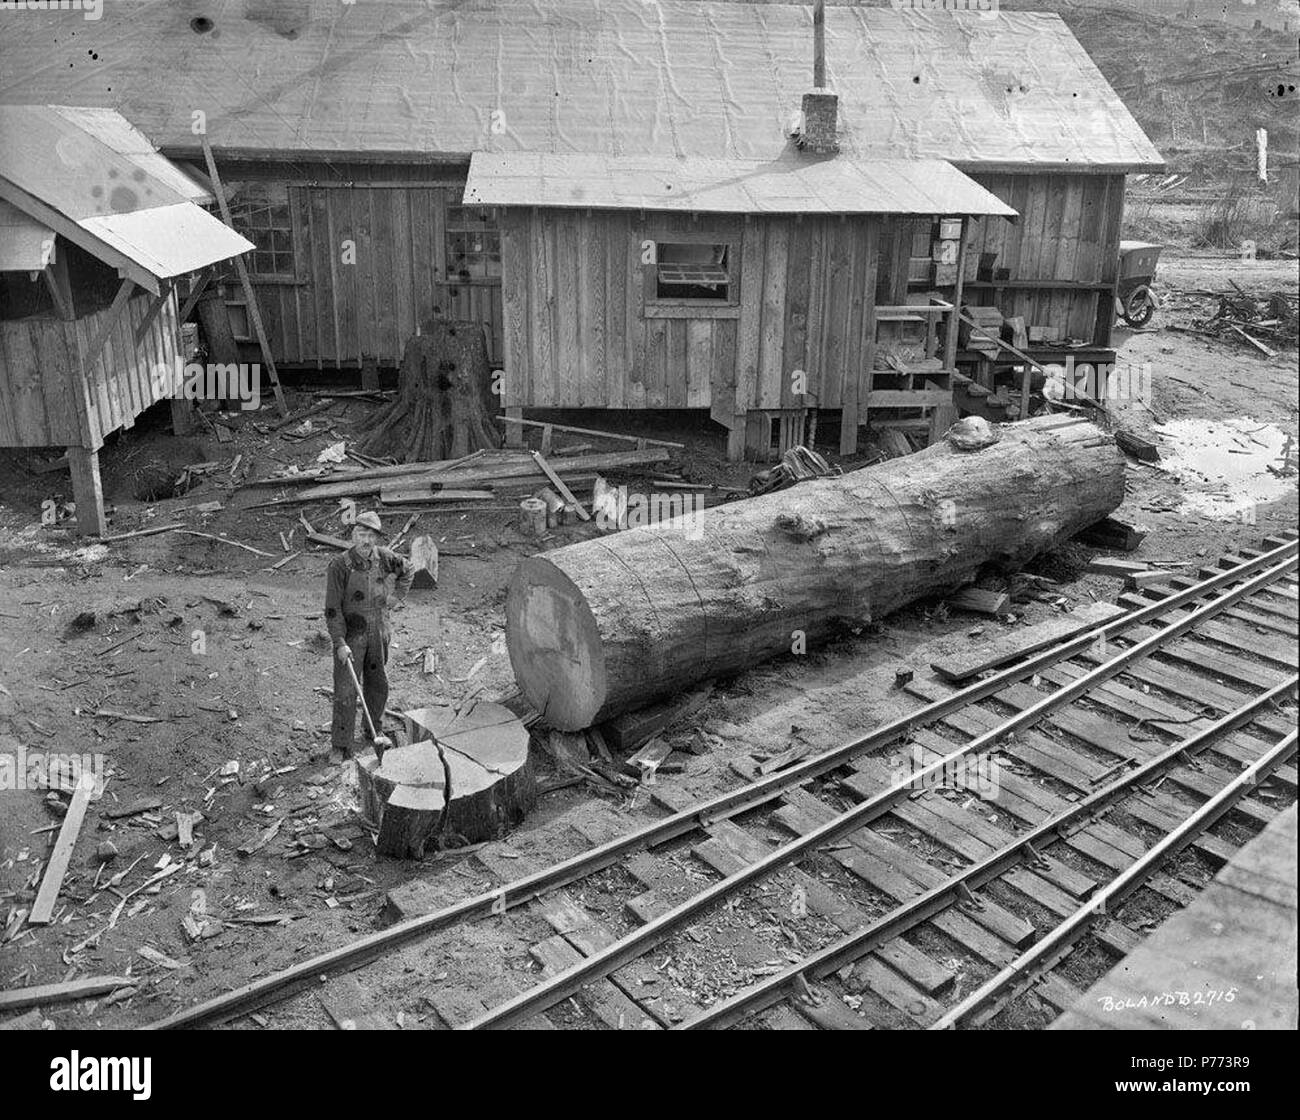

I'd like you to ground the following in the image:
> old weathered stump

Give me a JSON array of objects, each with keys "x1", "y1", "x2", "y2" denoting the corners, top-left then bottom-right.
[
  {"x1": 357, "y1": 320, "x2": 499, "y2": 462},
  {"x1": 356, "y1": 701, "x2": 535, "y2": 858},
  {"x1": 506, "y1": 415, "x2": 1126, "y2": 730}
]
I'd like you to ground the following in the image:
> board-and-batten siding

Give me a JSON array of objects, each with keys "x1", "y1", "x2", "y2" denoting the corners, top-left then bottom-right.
[
  {"x1": 964, "y1": 173, "x2": 1125, "y2": 341},
  {"x1": 0, "y1": 290, "x2": 181, "y2": 451},
  {"x1": 500, "y1": 210, "x2": 882, "y2": 417},
  {"x1": 245, "y1": 183, "x2": 504, "y2": 369}
]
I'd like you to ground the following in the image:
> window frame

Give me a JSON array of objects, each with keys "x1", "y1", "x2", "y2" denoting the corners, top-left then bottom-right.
[
  {"x1": 642, "y1": 232, "x2": 740, "y2": 314},
  {"x1": 224, "y1": 183, "x2": 297, "y2": 283},
  {"x1": 444, "y1": 204, "x2": 502, "y2": 285}
]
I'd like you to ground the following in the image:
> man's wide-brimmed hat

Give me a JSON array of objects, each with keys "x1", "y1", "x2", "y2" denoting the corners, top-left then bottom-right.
[{"x1": 354, "y1": 511, "x2": 385, "y2": 535}]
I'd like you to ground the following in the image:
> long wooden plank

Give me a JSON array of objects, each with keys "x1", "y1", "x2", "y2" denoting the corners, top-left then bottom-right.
[
  {"x1": 756, "y1": 221, "x2": 789, "y2": 409},
  {"x1": 0, "y1": 975, "x2": 134, "y2": 1012},
  {"x1": 932, "y1": 603, "x2": 1126, "y2": 683},
  {"x1": 201, "y1": 140, "x2": 287, "y2": 414},
  {"x1": 29, "y1": 774, "x2": 95, "y2": 924}
]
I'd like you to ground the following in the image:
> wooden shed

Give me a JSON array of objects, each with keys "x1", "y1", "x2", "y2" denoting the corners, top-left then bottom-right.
[
  {"x1": 0, "y1": 105, "x2": 252, "y2": 532},
  {"x1": 466, "y1": 153, "x2": 1015, "y2": 457},
  {"x1": 0, "y1": 0, "x2": 1162, "y2": 451}
]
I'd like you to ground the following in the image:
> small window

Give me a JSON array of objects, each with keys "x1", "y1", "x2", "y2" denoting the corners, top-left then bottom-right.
[
  {"x1": 446, "y1": 205, "x2": 501, "y2": 282},
  {"x1": 656, "y1": 242, "x2": 730, "y2": 300},
  {"x1": 225, "y1": 183, "x2": 295, "y2": 279}
]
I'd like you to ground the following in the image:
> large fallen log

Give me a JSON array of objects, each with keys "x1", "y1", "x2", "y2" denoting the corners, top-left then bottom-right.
[{"x1": 506, "y1": 416, "x2": 1125, "y2": 730}]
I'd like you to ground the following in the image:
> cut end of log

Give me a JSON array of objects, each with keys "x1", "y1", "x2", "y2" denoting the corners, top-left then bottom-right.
[
  {"x1": 506, "y1": 559, "x2": 607, "y2": 731},
  {"x1": 356, "y1": 701, "x2": 536, "y2": 857}
]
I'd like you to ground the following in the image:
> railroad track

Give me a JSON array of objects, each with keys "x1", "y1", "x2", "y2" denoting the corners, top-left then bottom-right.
[{"x1": 149, "y1": 530, "x2": 1299, "y2": 1031}]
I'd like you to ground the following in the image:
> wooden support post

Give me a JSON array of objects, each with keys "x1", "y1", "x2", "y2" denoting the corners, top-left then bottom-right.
[
  {"x1": 169, "y1": 395, "x2": 195, "y2": 435},
  {"x1": 504, "y1": 407, "x2": 524, "y2": 447},
  {"x1": 133, "y1": 279, "x2": 174, "y2": 345},
  {"x1": 200, "y1": 139, "x2": 289, "y2": 417},
  {"x1": 81, "y1": 278, "x2": 135, "y2": 374},
  {"x1": 178, "y1": 269, "x2": 212, "y2": 323},
  {"x1": 67, "y1": 446, "x2": 106, "y2": 537},
  {"x1": 944, "y1": 218, "x2": 969, "y2": 373},
  {"x1": 726, "y1": 414, "x2": 746, "y2": 462},
  {"x1": 813, "y1": 0, "x2": 826, "y2": 87},
  {"x1": 361, "y1": 359, "x2": 380, "y2": 390},
  {"x1": 43, "y1": 245, "x2": 75, "y2": 321}
]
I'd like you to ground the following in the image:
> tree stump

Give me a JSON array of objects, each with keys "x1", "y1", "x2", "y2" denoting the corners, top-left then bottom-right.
[
  {"x1": 357, "y1": 320, "x2": 500, "y2": 462},
  {"x1": 356, "y1": 701, "x2": 536, "y2": 858}
]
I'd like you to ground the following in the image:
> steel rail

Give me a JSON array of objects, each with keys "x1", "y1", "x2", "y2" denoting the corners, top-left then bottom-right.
[
  {"x1": 462, "y1": 556, "x2": 1297, "y2": 1029},
  {"x1": 678, "y1": 674, "x2": 1297, "y2": 1028},
  {"x1": 145, "y1": 537, "x2": 1296, "y2": 1029},
  {"x1": 931, "y1": 728, "x2": 1299, "y2": 1030}
]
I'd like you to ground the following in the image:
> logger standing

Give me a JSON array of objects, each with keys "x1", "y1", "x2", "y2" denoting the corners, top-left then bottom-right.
[{"x1": 324, "y1": 511, "x2": 414, "y2": 760}]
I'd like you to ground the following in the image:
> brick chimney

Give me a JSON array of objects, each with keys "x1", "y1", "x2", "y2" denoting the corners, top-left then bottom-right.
[{"x1": 799, "y1": 1, "x2": 838, "y2": 154}]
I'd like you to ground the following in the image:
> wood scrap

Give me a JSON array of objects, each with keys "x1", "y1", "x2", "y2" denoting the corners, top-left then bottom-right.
[
  {"x1": 1114, "y1": 429, "x2": 1161, "y2": 463},
  {"x1": 28, "y1": 774, "x2": 95, "y2": 925},
  {"x1": 173, "y1": 530, "x2": 276, "y2": 557},
  {"x1": 498, "y1": 416, "x2": 684, "y2": 449},
  {"x1": 930, "y1": 602, "x2": 1126, "y2": 683},
  {"x1": 1076, "y1": 517, "x2": 1146, "y2": 552},
  {"x1": 102, "y1": 797, "x2": 163, "y2": 819},
  {"x1": 624, "y1": 738, "x2": 673, "y2": 780},
  {"x1": 599, "y1": 685, "x2": 715, "y2": 752},
  {"x1": 529, "y1": 450, "x2": 590, "y2": 520},
  {"x1": 408, "y1": 535, "x2": 439, "y2": 588},
  {"x1": 93, "y1": 710, "x2": 162, "y2": 724},
  {"x1": 946, "y1": 588, "x2": 1011, "y2": 618},
  {"x1": 100, "y1": 523, "x2": 184, "y2": 544},
  {"x1": 1087, "y1": 557, "x2": 1152, "y2": 578},
  {"x1": 267, "y1": 399, "x2": 337, "y2": 432},
  {"x1": 0, "y1": 975, "x2": 134, "y2": 1013}
]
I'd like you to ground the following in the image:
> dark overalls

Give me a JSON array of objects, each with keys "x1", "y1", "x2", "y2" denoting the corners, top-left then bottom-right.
[{"x1": 324, "y1": 545, "x2": 413, "y2": 753}]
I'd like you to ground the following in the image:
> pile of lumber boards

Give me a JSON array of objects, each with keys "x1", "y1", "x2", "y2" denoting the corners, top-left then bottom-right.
[{"x1": 245, "y1": 448, "x2": 670, "y2": 508}]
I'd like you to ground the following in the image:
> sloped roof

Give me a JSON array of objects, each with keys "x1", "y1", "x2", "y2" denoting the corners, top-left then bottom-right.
[
  {"x1": 0, "y1": 106, "x2": 254, "y2": 293},
  {"x1": 465, "y1": 153, "x2": 1020, "y2": 216},
  {"x1": 0, "y1": 0, "x2": 1164, "y2": 172},
  {"x1": 0, "y1": 198, "x2": 54, "y2": 273}
]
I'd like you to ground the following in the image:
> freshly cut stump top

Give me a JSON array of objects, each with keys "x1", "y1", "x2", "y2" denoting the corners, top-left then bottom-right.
[{"x1": 356, "y1": 701, "x2": 535, "y2": 859}]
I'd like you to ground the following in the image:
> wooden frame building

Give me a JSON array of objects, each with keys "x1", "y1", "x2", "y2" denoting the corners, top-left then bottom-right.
[
  {"x1": 0, "y1": 1, "x2": 1163, "y2": 457},
  {"x1": 0, "y1": 106, "x2": 252, "y2": 532}
]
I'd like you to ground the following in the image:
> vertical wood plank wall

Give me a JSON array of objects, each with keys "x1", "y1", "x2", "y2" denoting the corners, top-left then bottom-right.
[
  {"x1": 0, "y1": 290, "x2": 181, "y2": 451},
  {"x1": 963, "y1": 172, "x2": 1125, "y2": 341},
  {"x1": 500, "y1": 209, "x2": 883, "y2": 416},
  {"x1": 226, "y1": 166, "x2": 505, "y2": 369}
]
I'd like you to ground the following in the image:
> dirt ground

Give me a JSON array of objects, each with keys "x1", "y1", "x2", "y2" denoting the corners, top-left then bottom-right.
[{"x1": 0, "y1": 251, "x2": 1295, "y2": 1029}]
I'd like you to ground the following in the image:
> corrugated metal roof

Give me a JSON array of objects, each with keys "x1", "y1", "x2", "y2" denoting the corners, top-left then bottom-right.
[
  {"x1": 0, "y1": 0, "x2": 1165, "y2": 172},
  {"x1": 0, "y1": 105, "x2": 253, "y2": 284},
  {"x1": 0, "y1": 198, "x2": 54, "y2": 273},
  {"x1": 464, "y1": 153, "x2": 1019, "y2": 216}
]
